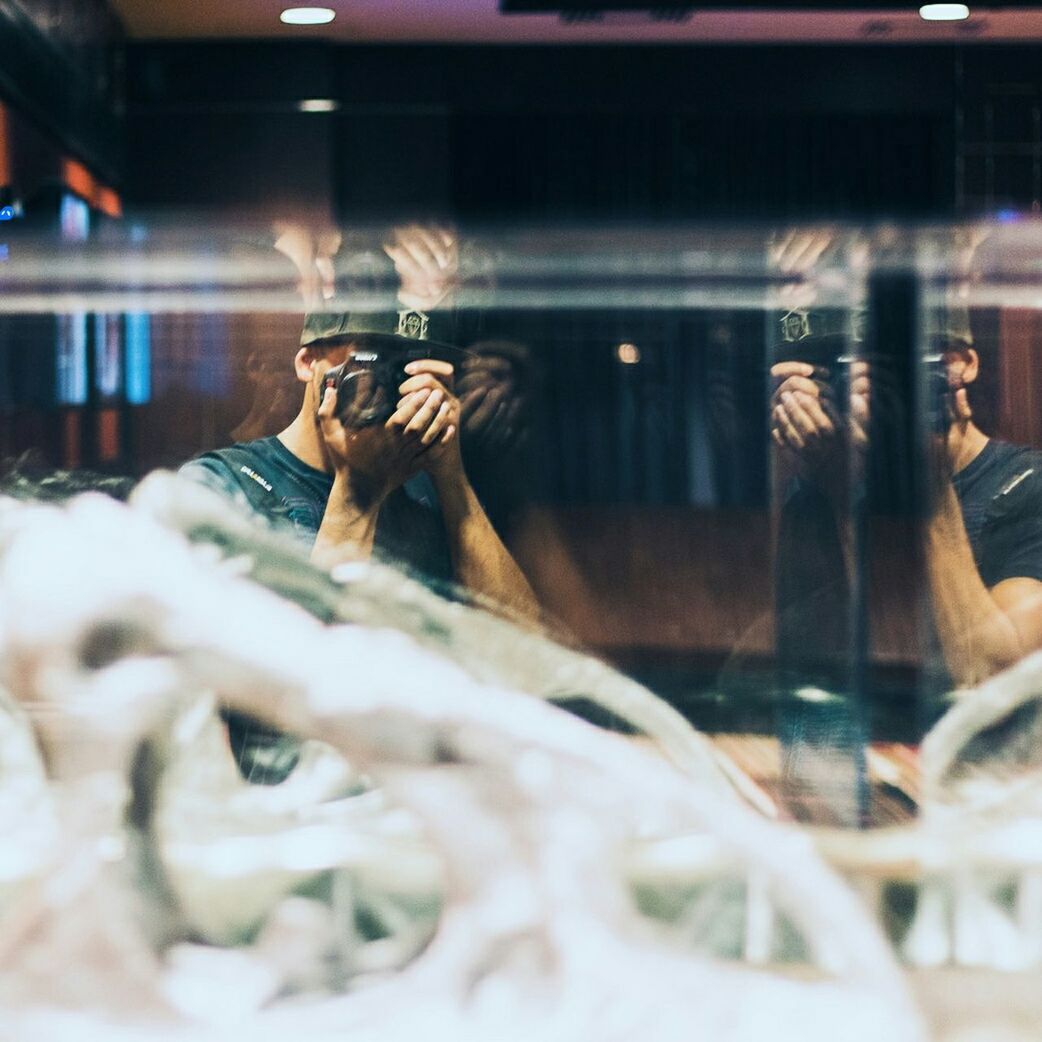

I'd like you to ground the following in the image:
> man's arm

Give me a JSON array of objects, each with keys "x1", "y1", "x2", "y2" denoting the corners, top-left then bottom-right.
[
  {"x1": 432, "y1": 468, "x2": 540, "y2": 620},
  {"x1": 399, "y1": 360, "x2": 539, "y2": 621},
  {"x1": 770, "y1": 361, "x2": 870, "y2": 582},
  {"x1": 927, "y1": 481, "x2": 1042, "y2": 687},
  {"x1": 924, "y1": 385, "x2": 1042, "y2": 687},
  {"x1": 311, "y1": 470, "x2": 382, "y2": 570}
]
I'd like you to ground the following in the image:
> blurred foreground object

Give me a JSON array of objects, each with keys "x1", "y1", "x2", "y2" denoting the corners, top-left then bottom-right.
[{"x1": 0, "y1": 486, "x2": 921, "y2": 1041}]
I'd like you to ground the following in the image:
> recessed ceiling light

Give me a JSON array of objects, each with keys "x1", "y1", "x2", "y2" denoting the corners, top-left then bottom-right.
[
  {"x1": 280, "y1": 7, "x2": 335, "y2": 25},
  {"x1": 919, "y1": 3, "x2": 970, "y2": 20},
  {"x1": 298, "y1": 99, "x2": 339, "y2": 112}
]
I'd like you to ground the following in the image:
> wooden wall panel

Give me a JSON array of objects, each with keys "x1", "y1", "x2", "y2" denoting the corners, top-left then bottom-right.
[{"x1": 997, "y1": 308, "x2": 1042, "y2": 450}]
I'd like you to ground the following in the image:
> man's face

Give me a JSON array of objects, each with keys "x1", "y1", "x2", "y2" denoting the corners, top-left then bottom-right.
[
  {"x1": 304, "y1": 343, "x2": 350, "y2": 403},
  {"x1": 309, "y1": 344, "x2": 350, "y2": 388}
]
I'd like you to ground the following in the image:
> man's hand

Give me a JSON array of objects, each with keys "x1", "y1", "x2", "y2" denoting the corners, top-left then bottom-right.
[
  {"x1": 311, "y1": 376, "x2": 452, "y2": 569},
  {"x1": 771, "y1": 360, "x2": 872, "y2": 456},
  {"x1": 318, "y1": 377, "x2": 446, "y2": 507},
  {"x1": 926, "y1": 381, "x2": 975, "y2": 508},
  {"x1": 770, "y1": 361, "x2": 840, "y2": 467},
  {"x1": 397, "y1": 359, "x2": 463, "y2": 485},
  {"x1": 771, "y1": 360, "x2": 874, "y2": 505},
  {"x1": 946, "y1": 384, "x2": 974, "y2": 469},
  {"x1": 384, "y1": 225, "x2": 459, "y2": 312}
]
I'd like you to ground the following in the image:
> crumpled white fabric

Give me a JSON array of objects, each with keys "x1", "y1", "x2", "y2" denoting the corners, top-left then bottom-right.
[{"x1": 0, "y1": 492, "x2": 924, "y2": 1042}]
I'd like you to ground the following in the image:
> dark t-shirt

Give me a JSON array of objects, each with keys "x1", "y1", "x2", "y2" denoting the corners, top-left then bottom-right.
[
  {"x1": 180, "y1": 435, "x2": 452, "y2": 583},
  {"x1": 776, "y1": 440, "x2": 1042, "y2": 642},
  {"x1": 774, "y1": 438, "x2": 1042, "y2": 710},
  {"x1": 180, "y1": 435, "x2": 454, "y2": 785},
  {"x1": 951, "y1": 439, "x2": 1042, "y2": 589}
]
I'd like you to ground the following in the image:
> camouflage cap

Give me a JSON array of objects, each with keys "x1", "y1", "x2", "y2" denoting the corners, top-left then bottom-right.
[
  {"x1": 775, "y1": 307, "x2": 865, "y2": 347},
  {"x1": 300, "y1": 306, "x2": 458, "y2": 352},
  {"x1": 772, "y1": 308, "x2": 864, "y2": 371}
]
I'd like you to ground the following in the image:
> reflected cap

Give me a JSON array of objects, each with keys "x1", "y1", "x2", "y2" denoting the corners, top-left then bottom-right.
[
  {"x1": 775, "y1": 307, "x2": 865, "y2": 347},
  {"x1": 300, "y1": 307, "x2": 459, "y2": 353}
]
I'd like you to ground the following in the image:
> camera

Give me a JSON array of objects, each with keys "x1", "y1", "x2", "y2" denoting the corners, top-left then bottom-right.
[
  {"x1": 923, "y1": 350, "x2": 952, "y2": 437},
  {"x1": 318, "y1": 341, "x2": 459, "y2": 429}
]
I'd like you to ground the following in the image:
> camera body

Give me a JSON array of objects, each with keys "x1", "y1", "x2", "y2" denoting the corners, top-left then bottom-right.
[
  {"x1": 774, "y1": 333, "x2": 953, "y2": 437},
  {"x1": 923, "y1": 351, "x2": 953, "y2": 436},
  {"x1": 318, "y1": 341, "x2": 457, "y2": 429}
]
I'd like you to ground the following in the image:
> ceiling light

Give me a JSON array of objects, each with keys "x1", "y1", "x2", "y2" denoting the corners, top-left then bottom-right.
[
  {"x1": 298, "y1": 99, "x2": 339, "y2": 112},
  {"x1": 280, "y1": 7, "x2": 335, "y2": 25},
  {"x1": 919, "y1": 4, "x2": 969, "y2": 20}
]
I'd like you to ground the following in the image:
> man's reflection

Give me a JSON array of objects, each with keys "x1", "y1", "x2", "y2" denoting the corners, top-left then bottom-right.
[
  {"x1": 179, "y1": 222, "x2": 540, "y2": 787},
  {"x1": 767, "y1": 307, "x2": 869, "y2": 826},
  {"x1": 180, "y1": 223, "x2": 538, "y2": 619},
  {"x1": 924, "y1": 333, "x2": 1042, "y2": 688},
  {"x1": 772, "y1": 312, "x2": 1042, "y2": 692},
  {"x1": 771, "y1": 309, "x2": 867, "y2": 685}
]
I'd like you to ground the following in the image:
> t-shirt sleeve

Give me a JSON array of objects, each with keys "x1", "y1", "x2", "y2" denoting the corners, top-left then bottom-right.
[
  {"x1": 178, "y1": 457, "x2": 253, "y2": 513},
  {"x1": 975, "y1": 459, "x2": 1042, "y2": 587},
  {"x1": 988, "y1": 516, "x2": 1042, "y2": 586}
]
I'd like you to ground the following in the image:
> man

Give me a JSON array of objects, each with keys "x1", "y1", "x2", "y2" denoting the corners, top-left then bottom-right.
[
  {"x1": 772, "y1": 314, "x2": 1042, "y2": 689},
  {"x1": 180, "y1": 230, "x2": 540, "y2": 786},
  {"x1": 181, "y1": 226, "x2": 538, "y2": 621}
]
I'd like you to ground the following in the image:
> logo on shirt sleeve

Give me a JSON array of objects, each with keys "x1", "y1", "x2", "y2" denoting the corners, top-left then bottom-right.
[{"x1": 239, "y1": 465, "x2": 274, "y2": 493}]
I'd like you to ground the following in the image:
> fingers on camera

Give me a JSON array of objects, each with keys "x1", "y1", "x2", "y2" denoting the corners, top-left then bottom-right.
[
  {"x1": 773, "y1": 404, "x2": 806, "y2": 450},
  {"x1": 402, "y1": 359, "x2": 455, "y2": 386},
  {"x1": 318, "y1": 387, "x2": 338, "y2": 428},
  {"x1": 388, "y1": 388, "x2": 431, "y2": 429},
  {"x1": 420, "y1": 401, "x2": 454, "y2": 446},
  {"x1": 404, "y1": 388, "x2": 444, "y2": 436}
]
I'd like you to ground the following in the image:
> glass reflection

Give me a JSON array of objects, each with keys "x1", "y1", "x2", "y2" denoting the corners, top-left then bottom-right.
[
  {"x1": 770, "y1": 302, "x2": 869, "y2": 828},
  {"x1": 2, "y1": 229, "x2": 1042, "y2": 804},
  {"x1": 12, "y1": 221, "x2": 1042, "y2": 1035}
]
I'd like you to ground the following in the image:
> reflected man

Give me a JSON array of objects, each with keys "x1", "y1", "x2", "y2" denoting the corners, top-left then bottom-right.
[
  {"x1": 181, "y1": 225, "x2": 538, "y2": 620},
  {"x1": 773, "y1": 315, "x2": 1042, "y2": 689}
]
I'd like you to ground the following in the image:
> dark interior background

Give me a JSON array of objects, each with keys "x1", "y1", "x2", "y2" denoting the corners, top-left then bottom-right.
[
  {"x1": 120, "y1": 42, "x2": 1042, "y2": 222},
  {"x1": 7, "y1": 16, "x2": 1042, "y2": 749},
  {"x1": 126, "y1": 42, "x2": 962, "y2": 221}
]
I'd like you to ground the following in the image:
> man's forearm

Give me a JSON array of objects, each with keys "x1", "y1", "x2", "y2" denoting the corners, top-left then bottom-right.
[
  {"x1": 433, "y1": 472, "x2": 539, "y2": 620},
  {"x1": 311, "y1": 472, "x2": 382, "y2": 570},
  {"x1": 926, "y1": 483, "x2": 1026, "y2": 686}
]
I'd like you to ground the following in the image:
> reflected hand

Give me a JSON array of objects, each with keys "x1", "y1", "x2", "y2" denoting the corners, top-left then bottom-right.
[
  {"x1": 384, "y1": 225, "x2": 459, "y2": 312},
  {"x1": 458, "y1": 354, "x2": 528, "y2": 457},
  {"x1": 931, "y1": 385, "x2": 973, "y2": 494},
  {"x1": 273, "y1": 222, "x2": 342, "y2": 308},
  {"x1": 849, "y1": 360, "x2": 871, "y2": 452},
  {"x1": 769, "y1": 228, "x2": 836, "y2": 276},
  {"x1": 770, "y1": 361, "x2": 839, "y2": 467},
  {"x1": 769, "y1": 228, "x2": 836, "y2": 312}
]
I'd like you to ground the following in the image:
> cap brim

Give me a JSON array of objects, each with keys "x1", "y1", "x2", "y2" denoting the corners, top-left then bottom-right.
[{"x1": 309, "y1": 332, "x2": 476, "y2": 370}]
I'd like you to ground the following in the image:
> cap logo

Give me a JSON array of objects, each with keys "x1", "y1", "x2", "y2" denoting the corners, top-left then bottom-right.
[
  {"x1": 781, "y1": 309, "x2": 812, "y2": 343},
  {"x1": 397, "y1": 309, "x2": 429, "y2": 340}
]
